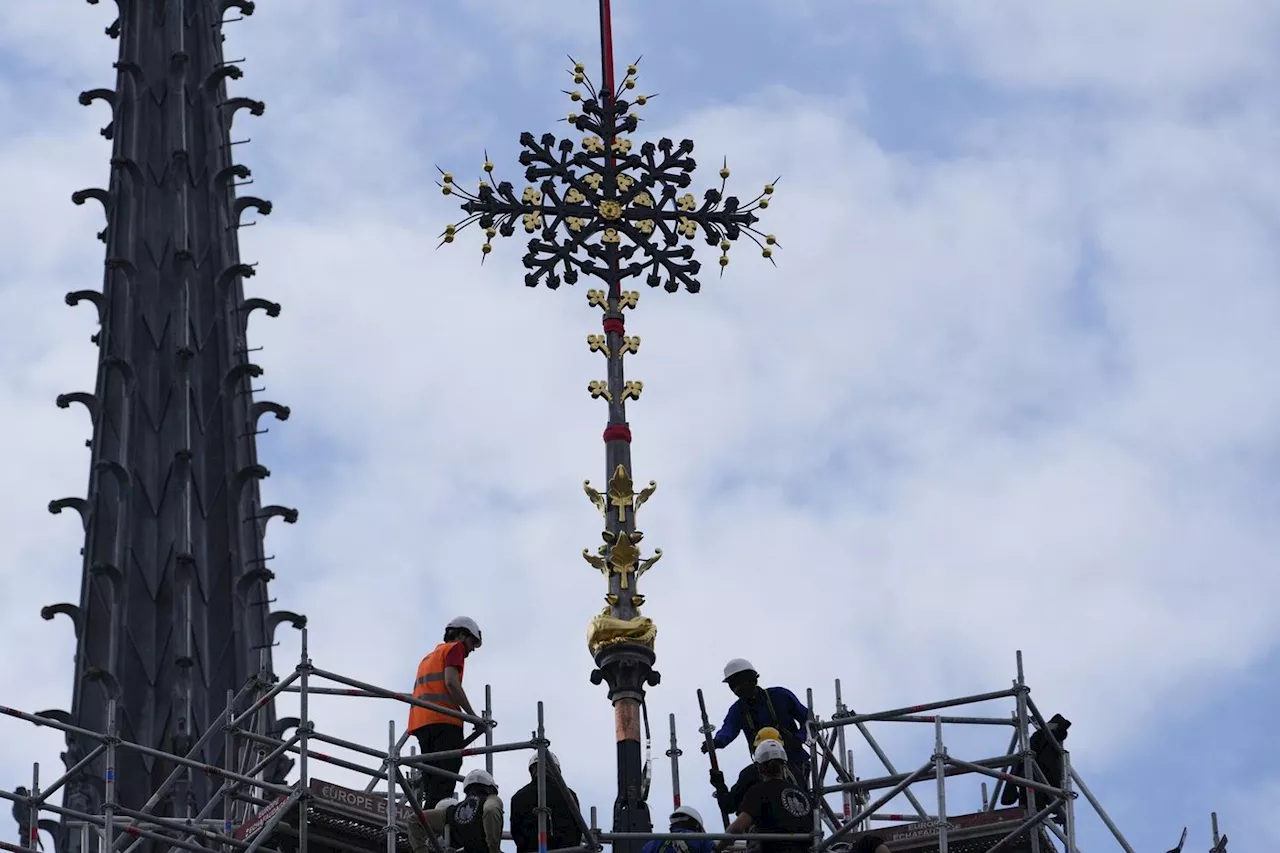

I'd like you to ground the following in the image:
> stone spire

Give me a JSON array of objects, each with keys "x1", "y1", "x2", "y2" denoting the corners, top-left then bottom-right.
[{"x1": 40, "y1": 1, "x2": 301, "y2": 843}]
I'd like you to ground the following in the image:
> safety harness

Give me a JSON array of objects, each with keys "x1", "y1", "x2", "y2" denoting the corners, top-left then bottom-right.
[{"x1": 741, "y1": 690, "x2": 801, "y2": 758}]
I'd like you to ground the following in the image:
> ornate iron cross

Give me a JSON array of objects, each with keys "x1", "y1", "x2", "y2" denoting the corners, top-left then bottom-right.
[{"x1": 435, "y1": 6, "x2": 778, "y2": 636}]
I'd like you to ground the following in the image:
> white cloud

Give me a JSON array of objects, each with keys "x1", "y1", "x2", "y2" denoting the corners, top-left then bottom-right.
[
  {"x1": 908, "y1": 0, "x2": 1280, "y2": 99},
  {"x1": 0, "y1": 1, "x2": 1277, "y2": 851}
]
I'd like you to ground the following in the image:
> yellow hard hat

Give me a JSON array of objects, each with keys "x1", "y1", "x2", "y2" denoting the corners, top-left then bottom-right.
[{"x1": 753, "y1": 727, "x2": 782, "y2": 748}]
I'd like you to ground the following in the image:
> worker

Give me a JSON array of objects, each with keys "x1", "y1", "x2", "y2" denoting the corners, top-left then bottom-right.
[
  {"x1": 407, "y1": 769, "x2": 504, "y2": 853},
  {"x1": 511, "y1": 751, "x2": 584, "y2": 852},
  {"x1": 720, "y1": 729, "x2": 799, "y2": 815},
  {"x1": 999, "y1": 712, "x2": 1070, "y2": 825},
  {"x1": 713, "y1": 741, "x2": 811, "y2": 853},
  {"x1": 703, "y1": 659, "x2": 812, "y2": 780},
  {"x1": 641, "y1": 806, "x2": 713, "y2": 853},
  {"x1": 12, "y1": 786, "x2": 39, "y2": 850},
  {"x1": 408, "y1": 616, "x2": 485, "y2": 805}
]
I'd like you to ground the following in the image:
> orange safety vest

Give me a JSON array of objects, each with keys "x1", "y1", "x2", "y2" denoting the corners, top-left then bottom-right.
[{"x1": 409, "y1": 641, "x2": 466, "y2": 732}]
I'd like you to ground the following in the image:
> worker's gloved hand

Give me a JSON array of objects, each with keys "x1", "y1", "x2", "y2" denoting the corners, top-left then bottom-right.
[{"x1": 700, "y1": 741, "x2": 715, "y2": 754}]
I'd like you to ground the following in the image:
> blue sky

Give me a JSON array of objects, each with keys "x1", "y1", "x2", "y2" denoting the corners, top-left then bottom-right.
[{"x1": 1, "y1": 0, "x2": 1278, "y2": 850}]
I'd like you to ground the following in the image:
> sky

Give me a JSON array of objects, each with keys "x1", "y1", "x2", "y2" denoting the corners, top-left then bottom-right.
[{"x1": 1, "y1": 0, "x2": 1278, "y2": 850}]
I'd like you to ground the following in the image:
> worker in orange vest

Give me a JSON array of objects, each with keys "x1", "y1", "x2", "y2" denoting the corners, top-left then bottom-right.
[{"x1": 409, "y1": 616, "x2": 484, "y2": 805}]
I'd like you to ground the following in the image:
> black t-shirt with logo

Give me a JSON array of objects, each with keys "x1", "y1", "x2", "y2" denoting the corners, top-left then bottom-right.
[
  {"x1": 738, "y1": 778, "x2": 811, "y2": 853},
  {"x1": 446, "y1": 794, "x2": 488, "y2": 853}
]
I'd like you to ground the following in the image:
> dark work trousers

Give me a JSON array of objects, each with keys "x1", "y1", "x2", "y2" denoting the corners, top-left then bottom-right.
[{"x1": 414, "y1": 723, "x2": 465, "y2": 806}]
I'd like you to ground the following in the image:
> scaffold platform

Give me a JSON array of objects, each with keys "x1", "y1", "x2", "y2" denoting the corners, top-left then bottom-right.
[
  {"x1": 233, "y1": 779, "x2": 413, "y2": 853},
  {"x1": 5, "y1": 632, "x2": 1212, "y2": 853},
  {"x1": 843, "y1": 809, "x2": 1048, "y2": 853}
]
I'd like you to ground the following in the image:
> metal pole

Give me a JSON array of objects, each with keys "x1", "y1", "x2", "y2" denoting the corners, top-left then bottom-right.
[
  {"x1": 815, "y1": 689, "x2": 1019, "y2": 730},
  {"x1": 847, "y1": 749, "x2": 862, "y2": 831},
  {"x1": 987, "y1": 724, "x2": 1019, "y2": 810},
  {"x1": 364, "y1": 729, "x2": 413, "y2": 794},
  {"x1": 821, "y1": 754, "x2": 1016, "y2": 796},
  {"x1": 27, "y1": 764, "x2": 38, "y2": 853},
  {"x1": 240, "y1": 791, "x2": 303, "y2": 853},
  {"x1": 1069, "y1": 767, "x2": 1136, "y2": 853},
  {"x1": 1211, "y1": 812, "x2": 1220, "y2": 847},
  {"x1": 277, "y1": 686, "x2": 387, "y2": 697},
  {"x1": 236, "y1": 727, "x2": 459, "y2": 783},
  {"x1": 0, "y1": 790, "x2": 281, "y2": 853},
  {"x1": 843, "y1": 714, "x2": 930, "y2": 819},
  {"x1": 933, "y1": 717, "x2": 948, "y2": 853},
  {"x1": 1062, "y1": 751, "x2": 1076, "y2": 853},
  {"x1": 944, "y1": 757, "x2": 1068, "y2": 801},
  {"x1": 105, "y1": 679, "x2": 258, "y2": 847},
  {"x1": 813, "y1": 729, "x2": 840, "y2": 793},
  {"x1": 34, "y1": 744, "x2": 107, "y2": 805},
  {"x1": 598, "y1": 832, "x2": 815, "y2": 843},
  {"x1": 403, "y1": 740, "x2": 540, "y2": 764},
  {"x1": 1042, "y1": 814, "x2": 1071, "y2": 850},
  {"x1": 298, "y1": 627, "x2": 311, "y2": 853},
  {"x1": 807, "y1": 690, "x2": 821, "y2": 844},
  {"x1": 537, "y1": 702, "x2": 550, "y2": 853},
  {"x1": 983, "y1": 799, "x2": 1063, "y2": 853},
  {"x1": 871, "y1": 715, "x2": 1016, "y2": 726},
  {"x1": 981, "y1": 782, "x2": 989, "y2": 811},
  {"x1": 1014, "y1": 652, "x2": 1042, "y2": 853},
  {"x1": 387, "y1": 721, "x2": 399, "y2": 853},
  {"x1": 812, "y1": 730, "x2": 853, "y2": 788},
  {"x1": 229, "y1": 671, "x2": 301, "y2": 729},
  {"x1": 307, "y1": 667, "x2": 487, "y2": 726},
  {"x1": 108, "y1": 806, "x2": 263, "y2": 851},
  {"x1": 105, "y1": 700, "x2": 118, "y2": 853},
  {"x1": 389, "y1": 757, "x2": 448, "y2": 853},
  {"x1": 241, "y1": 735, "x2": 300, "y2": 783},
  {"x1": 485, "y1": 685, "x2": 495, "y2": 776},
  {"x1": 666, "y1": 714, "x2": 681, "y2": 809},
  {"x1": 225, "y1": 689, "x2": 237, "y2": 840},
  {"x1": 834, "y1": 681, "x2": 851, "y2": 825}
]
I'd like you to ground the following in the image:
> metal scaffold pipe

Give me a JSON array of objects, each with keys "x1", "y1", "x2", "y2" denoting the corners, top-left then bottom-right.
[
  {"x1": 816, "y1": 689, "x2": 1020, "y2": 730},
  {"x1": 386, "y1": 721, "x2": 398, "y2": 853},
  {"x1": 666, "y1": 713, "x2": 681, "y2": 809},
  {"x1": 933, "y1": 717, "x2": 949, "y2": 853},
  {"x1": 537, "y1": 702, "x2": 550, "y2": 853}
]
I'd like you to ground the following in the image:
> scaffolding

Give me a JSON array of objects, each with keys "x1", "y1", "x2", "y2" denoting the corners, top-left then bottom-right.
[{"x1": 4, "y1": 637, "x2": 1221, "y2": 853}]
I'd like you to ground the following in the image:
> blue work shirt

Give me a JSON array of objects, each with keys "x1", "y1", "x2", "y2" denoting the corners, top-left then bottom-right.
[
  {"x1": 713, "y1": 686, "x2": 811, "y2": 765},
  {"x1": 641, "y1": 828, "x2": 714, "y2": 853}
]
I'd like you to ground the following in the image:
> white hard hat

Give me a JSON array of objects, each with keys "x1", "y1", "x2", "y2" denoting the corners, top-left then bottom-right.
[
  {"x1": 462, "y1": 769, "x2": 497, "y2": 791},
  {"x1": 446, "y1": 616, "x2": 483, "y2": 645},
  {"x1": 670, "y1": 806, "x2": 704, "y2": 828},
  {"x1": 435, "y1": 796, "x2": 459, "y2": 809},
  {"x1": 753, "y1": 739, "x2": 787, "y2": 765},
  {"x1": 723, "y1": 658, "x2": 757, "y2": 682},
  {"x1": 529, "y1": 751, "x2": 559, "y2": 770}
]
